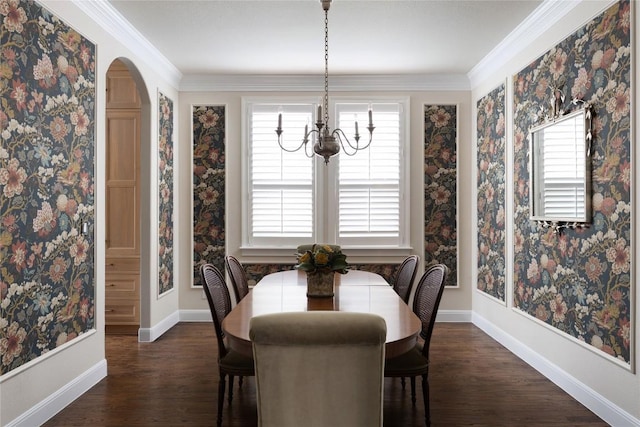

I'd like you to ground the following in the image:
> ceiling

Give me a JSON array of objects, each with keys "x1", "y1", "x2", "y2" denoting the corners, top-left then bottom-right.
[{"x1": 106, "y1": 0, "x2": 544, "y2": 77}]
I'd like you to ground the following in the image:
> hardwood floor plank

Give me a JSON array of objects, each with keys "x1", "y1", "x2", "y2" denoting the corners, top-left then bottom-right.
[{"x1": 45, "y1": 323, "x2": 607, "y2": 426}]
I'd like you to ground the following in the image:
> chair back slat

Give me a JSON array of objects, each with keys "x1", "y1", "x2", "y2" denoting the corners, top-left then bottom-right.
[
  {"x1": 393, "y1": 255, "x2": 419, "y2": 303},
  {"x1": 412, "y1": 263, "x2": 448, "y2": 358},
  {"x1": 225, "y1": 255, "x2": 249, "y2": 303},
  {"x1": 200, "y1": 263, "x2": 232, "y2": 358}
]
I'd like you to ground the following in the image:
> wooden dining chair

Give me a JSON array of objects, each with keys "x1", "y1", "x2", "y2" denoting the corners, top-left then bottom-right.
[
  {"x1": 384, "y1": 263, "x2": 448, "y2": 427},
  {"x1": 200, "y1": 263, "x2": 254, "y2": 427},
  {"x1": 250, "y1": 311, "x2": 387, "y2": 427},
  {"x1": 392, "y1": 255, "x2": 420, "y2": 304},
  {"x1": 224, "y1": 255, "x2": 249, "y2": 304}
]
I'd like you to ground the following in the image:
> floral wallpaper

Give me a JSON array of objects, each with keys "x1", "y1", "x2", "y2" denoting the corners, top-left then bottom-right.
[
  {"x1": 158, "y1": 92, "x2": 174, "y2": 295},
  {"x1": 0, "y1": 0, "x2": 96, "y2": 375},
  {"x1": 512, "y1": 0, "x2": 631, "y2": 364},
  {"x1": 424, "y1": 105, "x2": 457, "y2": 286},
  {"x1": 477, "y1": 84, "x2": 506, "y2": 301},
  {"x1": 192, "y1": 106, "x2": 225, "y2": 286}
]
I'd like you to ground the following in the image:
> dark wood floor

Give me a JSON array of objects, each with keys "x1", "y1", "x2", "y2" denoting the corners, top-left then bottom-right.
[{"x1": 45, "y1": 322, "x2": 606, "y2": 426}]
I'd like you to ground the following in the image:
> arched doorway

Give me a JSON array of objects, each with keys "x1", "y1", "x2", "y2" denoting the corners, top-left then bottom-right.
[{"x1": 104, "y1": 58, "x2": 151, "y2": 336}]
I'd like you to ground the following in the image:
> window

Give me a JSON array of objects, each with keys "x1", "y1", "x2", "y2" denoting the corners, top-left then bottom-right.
[
  {"x1": 243, "y1": 98, "x2": 408, "y2": 251},
  {"x1": 246, "y1": 102, "x2": 315, "y2": 247},
  {"x1": 531, "y1": 113, "x2": 586, "y2": 219},
  {"x1": 331, "y1": 103, "x2": 403, "y2": 246}
]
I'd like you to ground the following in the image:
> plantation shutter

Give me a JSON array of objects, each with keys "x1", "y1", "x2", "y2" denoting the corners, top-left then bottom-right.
[
  {"x1": 536, "y1": 117, "x2": 586, "y2": 218},
  {"x1": 336, "y1": 103, "x2": 401, "y2": 245},
  {"x1": 248, "y1": 104, "x2": 315, "y2": 244}
]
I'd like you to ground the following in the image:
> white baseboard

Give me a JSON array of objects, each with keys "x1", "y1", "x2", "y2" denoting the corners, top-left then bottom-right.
[
  {"x1": 138, "y1": 310, "x2": 180, "y2": 342},
  {"x1": 436, "y1": 309, "x2": 472, "y2": 322},
  {"x1": 472, "y1": 313, "x2": 640, "y2": 427},
  {"x1": 7, "y1": 359, "x2": 107, "y2": 427},
  {"x1": 179, "y1": 309, "x2": 212, "y2": 322}
]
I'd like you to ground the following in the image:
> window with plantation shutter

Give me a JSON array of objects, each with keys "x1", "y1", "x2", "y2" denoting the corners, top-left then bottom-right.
[
  {"x1": 247, "y1": 103, "x2": 315, "y2": 246},
  {"x1": 333, "y1": 103, "x2": 403, "y2": 246},
  {"x1": 531, "y1": 112, "x2": 586, "y2": 219},
  {"x1": 244, "y1": 98, "x2": 408, "y2": 250}
]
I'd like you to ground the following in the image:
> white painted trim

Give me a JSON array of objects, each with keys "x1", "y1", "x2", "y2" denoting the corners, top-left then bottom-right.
[
  {"x1": 138, "y1": 311, "x2": 180, "y2": 342},
  {"x1": 180, "y1": 73, "x2": 471, "y2": 92},
  {"x1": 468, "y1": 0, "x2": 581, "y2": 88},
  {"x1": 473, "y1": 313, "x2": 640, "y2": 427},
  {"x1": 435, "y1": 309, "x2": 472, "y2": 323},
  {"x1": 72, "y1": 0, "x2": 182, "y2": 89},
  {"x1": 6, "y1": 360, "x2": 107, "y2": 427},
  {"x1": 180, "y1": 309, "x2": 212, "y2": 323}
]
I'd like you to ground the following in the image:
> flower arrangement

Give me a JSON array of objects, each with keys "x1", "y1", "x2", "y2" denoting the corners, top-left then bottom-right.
[{"x1": 295, "y1": 244, "x2": 348, "y2": 274}]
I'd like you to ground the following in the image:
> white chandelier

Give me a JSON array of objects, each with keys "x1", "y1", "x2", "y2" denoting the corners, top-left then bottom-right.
[{"x1": 275, "y1": 0, "x2": 374, "y2": 164}]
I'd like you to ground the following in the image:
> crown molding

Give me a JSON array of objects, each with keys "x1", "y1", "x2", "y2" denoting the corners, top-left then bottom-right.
[
  {"x1": 73, "y1": 0, "x2": 607, "y2": 94},
  {"x1": 179, "y1": 73, "x2": 471, "y2": 92},
  {"x1": 72, "y1": 0, "x2": 182, "y2": 90},
  {"x1": 467, "y1": 0, "x2": 614, "y2": 89}
]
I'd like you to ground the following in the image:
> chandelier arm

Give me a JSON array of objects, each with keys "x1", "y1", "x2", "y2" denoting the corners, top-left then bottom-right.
[
  {"x1": 304, "y1": 129, "x2": 319, "y2": 158},
  {"x1": 276, "y1": 129, "x2": 316, "y2": 153},
  {"x1": 332, "y1": 128, "x2": 374, "y2": 154},
  {"x1": 273, "y1": 0, "x2": 374, "y2": 165}
]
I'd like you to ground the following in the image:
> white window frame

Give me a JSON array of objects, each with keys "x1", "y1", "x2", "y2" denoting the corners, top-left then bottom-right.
[
  {"x1": 241, "y1": 97, "x2": 323, "y2": 250},
  {"x1": 326, "y1": 97, "x2": 410, "y2": 249},
  {"x1": 241, "y1": 96, "x2": 410, "y2": 258}
]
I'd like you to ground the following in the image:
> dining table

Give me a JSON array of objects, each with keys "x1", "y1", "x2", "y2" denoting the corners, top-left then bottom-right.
[{"x1": 221, "y1": 269, "x2": 421, "y2": 359}]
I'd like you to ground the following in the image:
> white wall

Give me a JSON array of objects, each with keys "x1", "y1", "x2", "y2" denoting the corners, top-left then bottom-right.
[
  {"x1": 471, "y1": 1, "x2": 639, "y2": 424},
  {"x1": 177, "y1": 90, "x2": 473, "y2": 313},
  {"x1": 0, "y1": 1, "x2": 179, "y2": 424}
]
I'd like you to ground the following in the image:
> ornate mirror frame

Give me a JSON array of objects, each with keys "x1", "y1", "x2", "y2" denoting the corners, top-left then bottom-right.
[{"x1": 528, "y1": 99, "x2": 592, "y2": 233}]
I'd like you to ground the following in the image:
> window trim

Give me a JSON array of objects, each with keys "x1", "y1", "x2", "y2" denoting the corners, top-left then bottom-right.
[
  {"x1": 326, "y1": 97, "x2": 410, "y2": 248},
  {"x1": 242, "y1": 96, "x2": 323, "y2": 249},
  {"x1": 241, "y1": 95, "x2": 410, "y2": 257}
]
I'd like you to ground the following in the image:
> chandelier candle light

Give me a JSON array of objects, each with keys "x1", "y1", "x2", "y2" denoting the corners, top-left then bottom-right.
[{"x1": 275, "y1": 0, "x2": 375, "y2": 164}]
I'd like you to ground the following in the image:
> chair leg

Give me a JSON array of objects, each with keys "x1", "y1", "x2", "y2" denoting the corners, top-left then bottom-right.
[
  {"x1": 410, "y1": 376, "x2": 417, "y2": 406},
  {"x1": 401, "y1": 376, "x2": 406, "y2": 390},
  {"x1": 228, "y1": 375, "x2": 235, "y2": 404},
  {"x1": 239, "y1": 375, "x2": 244, "y2": 388},
  {"x1": 422, "y1": 374, "x2": 430, "y2": 427},
  {"x1": 217, "y1": 374, "x2": 226, "y2": 427}
]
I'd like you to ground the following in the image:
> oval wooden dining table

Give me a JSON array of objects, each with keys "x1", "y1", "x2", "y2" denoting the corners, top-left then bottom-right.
[{"x1": 221, "y1": 269, "x2": 421, "y2": 359}]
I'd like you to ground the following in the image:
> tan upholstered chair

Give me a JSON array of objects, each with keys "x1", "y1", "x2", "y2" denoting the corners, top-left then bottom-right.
[
  {"x1": 224, "y1": 255, "x2": 249, "y2": 304},
  {"x1": 200, "y1": 263, "x2": 254, "y2": 427},
  {"x1": 384, "y1": 263, "x2": 448, "y2": 427},
  {"x1": 392, "y1": 255, "x2": 420, "y2": 303},
  {"x1": 250, "y1": 312, "x2": 387, "y2": 427}
]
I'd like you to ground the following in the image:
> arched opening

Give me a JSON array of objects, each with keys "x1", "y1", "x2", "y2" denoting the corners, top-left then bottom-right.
[{"x1": 104, "y1": 58, "x2": 152, "y2": 337}]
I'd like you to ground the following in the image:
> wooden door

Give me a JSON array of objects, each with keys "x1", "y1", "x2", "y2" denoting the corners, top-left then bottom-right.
[{"x1": 105, "y1": 60, "x2": 141, "y2": 331}]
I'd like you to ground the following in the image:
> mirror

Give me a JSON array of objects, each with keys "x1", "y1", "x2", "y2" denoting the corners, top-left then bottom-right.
[{"x1": 529, "y1": 103, "x2": 592, "y2": 229}]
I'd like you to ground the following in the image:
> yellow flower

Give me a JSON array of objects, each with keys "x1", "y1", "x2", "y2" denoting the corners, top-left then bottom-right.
[
  {"x1": 299, "y1": 252, "x2": 311, "y2": 263},
  {"x1": 322, "y1": 245, "x2": 333, "y2": 253},
  {"x1": 314, "y1": 252, "x2": 329, "y2": 266}
]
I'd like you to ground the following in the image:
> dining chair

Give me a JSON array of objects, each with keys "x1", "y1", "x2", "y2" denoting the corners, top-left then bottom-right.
[
  {"x1": 250, "y1": 311, "x2": 387, "y2": 427},
  {"x1": 200, "y1": 263, "x2": 255, "y2": 427},
  {"x1": 384, "y1": 263, "x2": 448, "y2": 427},
  {"x1": 224, "y1": 255, "x2": 249, "y2": 304},
  {"x1": 392, "y1": 255, "x2": 420, "y2": 304}
]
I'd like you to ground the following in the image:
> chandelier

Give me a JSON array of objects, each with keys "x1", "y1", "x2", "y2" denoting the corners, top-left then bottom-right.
[{"x1": 275, "y1": 0, "x2": 374, "y2": 164}]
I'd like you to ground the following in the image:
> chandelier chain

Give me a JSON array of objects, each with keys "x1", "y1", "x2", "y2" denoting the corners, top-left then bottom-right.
[
  {"x1": 324, "y1": 9, "x2": 329, "y2": 127},
  {"x1": 274, "y1": 0, "x2": 374, "y2": 164}
]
